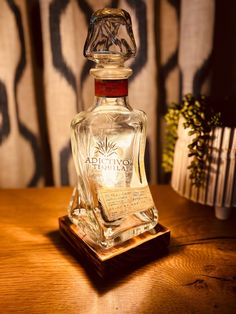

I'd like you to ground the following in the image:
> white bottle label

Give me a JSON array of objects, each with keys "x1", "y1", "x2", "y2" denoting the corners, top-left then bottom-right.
[{"x1": 98, "y1": 186, "x2": 155, "y2": 221}]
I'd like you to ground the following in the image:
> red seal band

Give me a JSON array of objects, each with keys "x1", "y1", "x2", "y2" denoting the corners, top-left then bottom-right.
[{"x1": 95, "y1": 79, "x2": 128, "y2": 97}]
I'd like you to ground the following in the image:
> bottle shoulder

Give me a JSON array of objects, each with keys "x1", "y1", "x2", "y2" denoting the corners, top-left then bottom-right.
[{"x1": 71, "y1": 107, "x2": 147, "y2": 129}]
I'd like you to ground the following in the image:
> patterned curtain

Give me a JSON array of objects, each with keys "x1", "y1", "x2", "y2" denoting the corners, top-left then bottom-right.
[{"x1": 0, "y1": 0, "x2": 234, "y2": 187}]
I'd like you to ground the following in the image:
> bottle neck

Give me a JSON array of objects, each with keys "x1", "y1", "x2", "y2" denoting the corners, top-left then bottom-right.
[{"x1": 95, "y1": 79, "x2": 128, "y2": 98}]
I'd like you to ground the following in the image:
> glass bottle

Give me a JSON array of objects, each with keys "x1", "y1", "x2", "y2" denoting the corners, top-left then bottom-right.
[{"x1": 68, "y1": 8, "x2": 158, "y2": 249}]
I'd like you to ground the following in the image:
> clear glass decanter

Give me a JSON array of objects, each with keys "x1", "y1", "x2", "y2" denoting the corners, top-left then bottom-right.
[{"x1": 68, "y1": 8, "x2": 158, "y2": 248}]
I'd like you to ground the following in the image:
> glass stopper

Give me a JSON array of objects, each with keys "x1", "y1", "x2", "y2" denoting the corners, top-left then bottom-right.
[{"x1": 84, "y1": 8, "x2": 136, "y2": 65}]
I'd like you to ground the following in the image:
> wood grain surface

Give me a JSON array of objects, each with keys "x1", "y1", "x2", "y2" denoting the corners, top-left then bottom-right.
[{"x1": 0, "y1": 186, "x2": 235, "y2": 314}]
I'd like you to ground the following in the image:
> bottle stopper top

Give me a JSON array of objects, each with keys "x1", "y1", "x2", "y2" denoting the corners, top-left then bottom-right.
[{"x1": 84, "y1": 8, "x2": 136, "y2": 65}]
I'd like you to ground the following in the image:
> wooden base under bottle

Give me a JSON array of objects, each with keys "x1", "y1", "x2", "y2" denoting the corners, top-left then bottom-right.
[{"x1": 59, "y1": 215, "x2": 170, "y2": 278}]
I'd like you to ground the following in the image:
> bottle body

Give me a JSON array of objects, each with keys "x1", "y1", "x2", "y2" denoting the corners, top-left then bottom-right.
[
  {"x1": 68, "y1": 96, "x2": 158, "y2": 248},
  {"x1": 68, "y1": 8, "x2": 158, "y2": 249}
]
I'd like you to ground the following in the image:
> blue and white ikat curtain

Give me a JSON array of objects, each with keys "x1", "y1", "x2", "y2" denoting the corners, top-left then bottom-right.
[{"x1": 0, "y1": 0, "x2": 234, "y2": 187}]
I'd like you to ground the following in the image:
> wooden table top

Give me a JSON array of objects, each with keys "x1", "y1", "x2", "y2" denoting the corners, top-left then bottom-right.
[{"x1": 0, "y1": 185, "x2": 235, "y2": 314}]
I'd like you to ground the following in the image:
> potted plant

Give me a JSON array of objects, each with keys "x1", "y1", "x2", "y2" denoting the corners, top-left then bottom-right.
[{"x1": 163, "y1": 94, "x2": 236, "y2": 219}]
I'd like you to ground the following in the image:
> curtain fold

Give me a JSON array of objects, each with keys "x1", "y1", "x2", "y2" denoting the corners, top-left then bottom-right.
[
  {"x1": 0, "y1": 0, "x2": 43, "y2": 187},
  {"x1": 179, "y1": 0, "x2": 215, "y2": 95}
]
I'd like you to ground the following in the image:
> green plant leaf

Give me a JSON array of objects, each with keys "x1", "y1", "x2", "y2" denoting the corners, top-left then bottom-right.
[{"x1": 162, "y1": 93, "x2": 221, "y2": 187}]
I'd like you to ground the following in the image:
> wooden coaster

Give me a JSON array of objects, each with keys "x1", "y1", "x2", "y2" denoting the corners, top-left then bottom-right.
[{"x1": 59, "y1": 216, "x2": 170, "y2": 278}]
